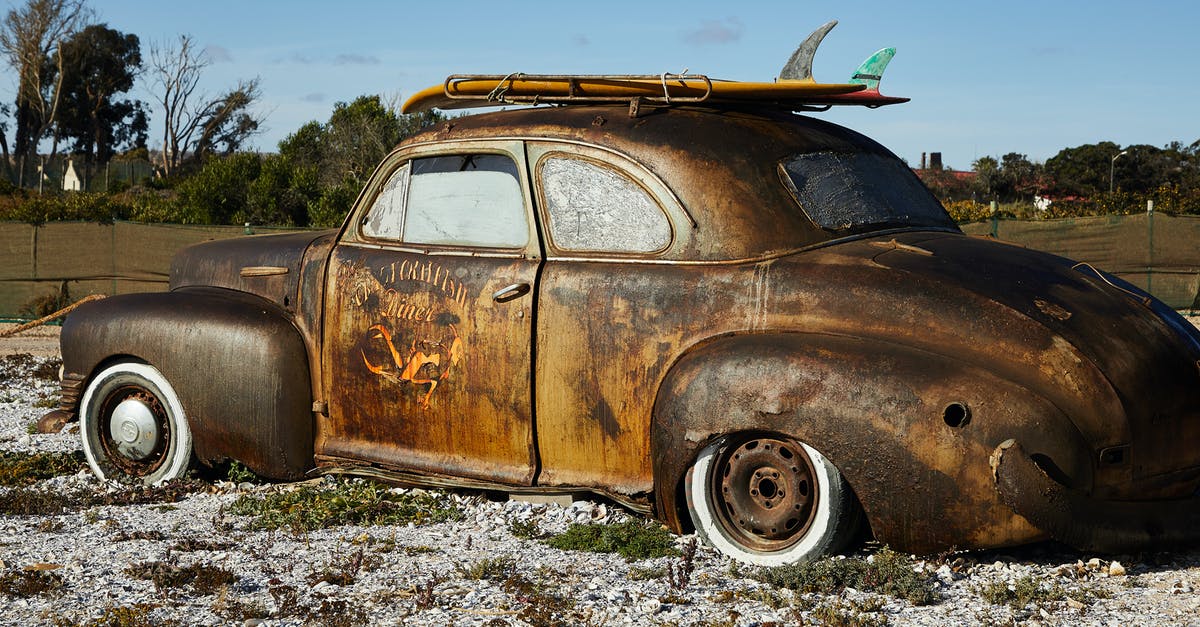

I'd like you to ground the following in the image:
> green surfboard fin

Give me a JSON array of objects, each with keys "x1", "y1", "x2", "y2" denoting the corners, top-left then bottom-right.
[{"x1": 848, "y1": 48, "x2": 896, "y2": 92}]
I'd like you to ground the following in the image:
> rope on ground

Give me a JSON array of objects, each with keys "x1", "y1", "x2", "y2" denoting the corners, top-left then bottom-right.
[{"x1": 0, "y1": 294, "x2": 106, "y2": 338}]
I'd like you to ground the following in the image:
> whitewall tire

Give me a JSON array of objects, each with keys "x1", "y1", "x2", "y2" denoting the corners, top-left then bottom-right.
[
  {"x1": 686, "y1": 434, "x2": 861, "y2": 566},
  {"x1": 80, "y1": 362, "x2": 193, "y2": 485}
]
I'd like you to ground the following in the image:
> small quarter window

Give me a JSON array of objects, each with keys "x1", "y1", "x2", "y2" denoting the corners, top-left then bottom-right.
[
  {"x1": 362, "y1": 162, "x2": 409, "y2": 239},
  {"x1": 540, "y1": 156, "x2": 671, "y2": 253}
]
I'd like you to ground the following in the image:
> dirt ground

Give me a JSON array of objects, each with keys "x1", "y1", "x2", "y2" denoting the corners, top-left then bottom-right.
[{"x1": 0, "y1": 322, "x2": 61, "y2": 359}]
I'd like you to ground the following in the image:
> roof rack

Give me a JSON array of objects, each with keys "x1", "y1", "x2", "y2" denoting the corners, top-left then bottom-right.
[{"x1": 441, "y1": 72, "x2": 716, "y2": 106}]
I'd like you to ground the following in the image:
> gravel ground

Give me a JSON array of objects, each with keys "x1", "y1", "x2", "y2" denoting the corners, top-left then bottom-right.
[{"x1": 0, "y1": 319, "x2": 1198, "y2": 626}]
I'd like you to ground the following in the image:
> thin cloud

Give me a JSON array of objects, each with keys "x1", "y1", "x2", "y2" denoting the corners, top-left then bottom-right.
[
  {"x1": 334, "y1": 53, "x2": 381, "y2": 66},
  {"x1": 203, "y1": 45, "x2": 233, "y2": 63},
  {"x1": 683, "y1": 17, "x2": 744, "y2": 45}
]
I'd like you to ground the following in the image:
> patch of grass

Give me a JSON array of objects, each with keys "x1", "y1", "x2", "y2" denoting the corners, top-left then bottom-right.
[
  {"x1": 77, "y1": 603, "x2": 166, "y2": 627},
  {"x1": 0, "y1": 568, "x2": 64, "y2": 597},
  {"x1": 808, "y1": 597, "x2": 888, "y2": 627},
  {"x1": 227, "y1": 479, "x2": 463, "y2": 532},
  {"x1": 307, "y1": 547, "x2": 379, "y2": 586},
  {"x1": 171, "y1": 537, "x2": 235, "y2": 552},
  {"x1": 0, "y1": 479, "x2": 206, "y2": 516},
  {"x1": 126, "y1": 561, "x2": 237, "y2": 596},
  {"x1": 460, "y1": 556, "x2": 517, "y2": 581},
  {"x1": 753, "y1": 547, "x2": 939, "y2": 606},
  {"x1": 0, "y1": 451, "x2": 85, "y2": 486},
  {"x1": 629, "y1": 565, "x2": 667, "y2": 581},
  {"x1": 222, "y1": 460, "x2": 260, "y2": 484},
  {"x1": 975, "y1": 574, "x2": 1063, "y2": 608},
  {"x1": 501, "y1": 569, "x2": 581, "y2": 625},
  {"x1": 33, "y1": 395, "x2": 60, "y2": 408},
  {"x1": 544, "y1": 521, "x2": 680, "y2": 560},
  {"x1": 509, "y1": 518, "x2": 542, "y2": 539},
  {"x1": 110, "y1": 529, "x2": 167, "y2": 543}
]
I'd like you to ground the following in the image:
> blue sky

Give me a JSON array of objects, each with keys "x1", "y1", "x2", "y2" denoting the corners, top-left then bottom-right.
[{"x1": 6, "y1": 0, "x2": 1197, "y2": 170}]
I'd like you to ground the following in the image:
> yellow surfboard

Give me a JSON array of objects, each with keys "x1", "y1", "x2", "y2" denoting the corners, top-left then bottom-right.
[{"x1": 401, "y1": 74, "x2": 865, "y2": 113}]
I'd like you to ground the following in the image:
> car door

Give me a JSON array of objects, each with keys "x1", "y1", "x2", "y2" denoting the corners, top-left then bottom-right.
[
  {"x1": 526, "y1": 142, "x2": 690, "y2": 495},
  {"x1": 319, "y1": 141, "x2": 542, "y2": 486}
]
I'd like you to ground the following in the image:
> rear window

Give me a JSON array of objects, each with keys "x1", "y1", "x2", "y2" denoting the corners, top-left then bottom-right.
[{"x1": 781, "y1": 152, "x2": 955, "y2": 233}]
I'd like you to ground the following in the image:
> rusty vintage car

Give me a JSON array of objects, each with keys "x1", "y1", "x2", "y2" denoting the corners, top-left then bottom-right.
[{"x1": 51, "y1": 84, "x2": 1200, "y2": 565}]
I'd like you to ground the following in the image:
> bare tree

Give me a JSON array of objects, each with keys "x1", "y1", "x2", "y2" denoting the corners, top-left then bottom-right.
[
  {"x1": 0, "y1": 0, "x2": 89, "y2": 182},
  {"x1": 149, "y1": 35, "x2": 264, "y2": 176},
  {"x1": 148, "y1": 34, "x2": 207, "y2": 176}
]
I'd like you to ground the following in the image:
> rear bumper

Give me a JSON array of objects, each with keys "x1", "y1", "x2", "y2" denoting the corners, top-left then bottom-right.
[{"x1": 991, "y1": 439, "x2": 1200, "y2": 553}]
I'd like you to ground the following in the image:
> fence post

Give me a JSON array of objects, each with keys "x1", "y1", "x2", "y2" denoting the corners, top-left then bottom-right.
[
  {"x1": 990, "y1": 201, "x2": 998, "y2": 238},
  {"x1": 1146, "y1": 200, "x2": 1154, "y2": 297}
]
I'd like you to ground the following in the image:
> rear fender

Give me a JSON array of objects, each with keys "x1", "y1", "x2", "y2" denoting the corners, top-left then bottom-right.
[
  {"x1": 61, "y1": 287, "x2": 314, "y2": 480},
  {"x1": 651, "y1": 333, "x2": 1093, "y2": 554}
]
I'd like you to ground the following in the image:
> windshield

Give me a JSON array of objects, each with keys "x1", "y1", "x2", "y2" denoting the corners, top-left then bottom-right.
[{"x1": 781, "y1": 151, "x2": 956, "y2": 233}]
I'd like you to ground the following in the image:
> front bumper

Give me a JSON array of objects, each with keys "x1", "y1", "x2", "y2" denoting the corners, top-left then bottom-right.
[{"x1": 991, "y1": 439, "x2": 1200, "y2": 553}]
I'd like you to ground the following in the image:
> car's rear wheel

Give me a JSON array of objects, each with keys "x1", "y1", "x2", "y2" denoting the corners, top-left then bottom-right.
[
  {"x1": 686, "y1": 434, "x2": 861, "y2": 565},
  {"x1": 80, "y1": 362, "x2": 193, "y2": 485}
]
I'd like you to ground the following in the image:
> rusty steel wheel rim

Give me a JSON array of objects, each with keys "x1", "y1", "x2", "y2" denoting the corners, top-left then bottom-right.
[
  {"x1": 97, "y1": 385, "x2": 171, "y2": 477},
  {"x1": 710, "y1": 436, "x2": 819, "y2": 552}
]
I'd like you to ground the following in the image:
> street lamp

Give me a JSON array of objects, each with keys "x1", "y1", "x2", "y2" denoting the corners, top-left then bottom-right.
[{"x1": 1109, "y1": 150, "x2": 1128, "y2": 193}]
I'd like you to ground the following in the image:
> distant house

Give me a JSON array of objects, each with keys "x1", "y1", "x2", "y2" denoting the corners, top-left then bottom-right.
[{"x1": 62, "y1": 160, "x2": 81, "y2": 191}]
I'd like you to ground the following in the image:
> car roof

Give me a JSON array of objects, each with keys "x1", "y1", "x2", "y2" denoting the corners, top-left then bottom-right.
[{"x1": 401, "y1": 104, "x2": 901, "y2": 261}]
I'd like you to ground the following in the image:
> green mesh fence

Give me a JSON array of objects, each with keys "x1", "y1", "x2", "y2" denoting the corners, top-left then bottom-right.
[
  {"x1": 961, "y1": 213, "x2": 1200, "y2": 310},
  {"x1": 0, "y1": 221, "x2": 308, "y2": 318}
]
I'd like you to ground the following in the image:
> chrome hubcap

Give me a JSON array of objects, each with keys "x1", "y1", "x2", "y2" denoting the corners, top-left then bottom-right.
[{"x1": 109, "y1": 398, "x2": 160, "y2": 460}]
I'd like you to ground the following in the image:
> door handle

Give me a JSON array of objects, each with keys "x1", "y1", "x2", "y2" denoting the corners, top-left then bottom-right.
[{"x1": 492, "y1": 283, "x2": 531, "y2": 303}]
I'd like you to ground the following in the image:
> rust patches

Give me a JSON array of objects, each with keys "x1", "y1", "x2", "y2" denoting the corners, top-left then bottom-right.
[{"x1": 1034, "y1": 298, "x2": 1072, "y2": 321}]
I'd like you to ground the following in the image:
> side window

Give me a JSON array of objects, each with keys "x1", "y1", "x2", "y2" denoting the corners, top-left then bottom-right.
[
  {"x1": 362, "y1": 163, "x2": 409, "y2": 239},
  {"x1": 539, "y1": 156, "x2": 671, "y2": 253},
  {"x1": 361, "y1": 153, "x2": 528, "y2": 248}
]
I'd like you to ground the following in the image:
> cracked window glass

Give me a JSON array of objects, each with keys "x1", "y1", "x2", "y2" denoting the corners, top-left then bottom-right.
[
  {"x1": 541, "y1": 157, "x2": 670, "y2": 253},
  {"x1": 362, "y1": 162, "x2": 410, "y2": 239},
  {"x1": 782, "y1": 152, "x2": 954, "y2": 233},
  {"x1": 402, "y1": 154, "x2": 528, "y2": 248}
]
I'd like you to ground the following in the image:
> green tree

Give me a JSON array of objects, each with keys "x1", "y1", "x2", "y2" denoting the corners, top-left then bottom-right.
[
  {"x1": 174, "y1": 152, "x2": 261, "y2": 224},
  {"x1": 997, "y1": 153, "x2": 1042, "y2": 202},
  {"x1": 55, "y1": 24, "x2": 147, "y2": 179},
  {"x1": 1044, "y1": 141, "x2": 1122, "y2": 197},
  {"x1": 278, "y1": 95, "x2": 446, "y2": 225},
  {"x1": 971, "y1": 156, "x2": 999, "y2": 200}
]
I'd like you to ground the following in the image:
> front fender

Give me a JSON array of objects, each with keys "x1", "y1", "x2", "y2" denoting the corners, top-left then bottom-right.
[
  {"x1": 651, "y1": 332, "x2": 1093, "y2": 554},
  {"x1": 61, "y1": 287, "x2": 314, "y2": 480}
]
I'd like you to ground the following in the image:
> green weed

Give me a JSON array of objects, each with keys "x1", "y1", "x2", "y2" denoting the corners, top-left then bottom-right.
[
  {"x1": 974, "y1": 574, "x2": 1063, "y2": 608},
  {"x1": 226, "y1": 479, "x2": 463, "y2": 532},
  {"x1": 459, "y1": 556, "x2": 517, "y2": 581},
  {"x1": 544, "y1": 521, "x2": 679, "y2": 560},
  {"x1": 0, "y1": 451, "x2": 85, "y2": 486},
  {"x1": 753, "y1": 547, "x2": 939, "y2": 606},
  {"x1": 0, "y1": 568, "x2": 64, "y2": 597},
  {"x1": 125, "y1": 561, "x2": 237, "y2": 595}
]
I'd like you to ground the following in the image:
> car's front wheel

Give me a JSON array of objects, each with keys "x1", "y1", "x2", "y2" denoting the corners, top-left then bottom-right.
[
  {"x1": 686, "y1": 434, "x2": 862, "y2": 565},
  {"x1": 80, "y1": 362, "x2": 193, "y2": 485}
]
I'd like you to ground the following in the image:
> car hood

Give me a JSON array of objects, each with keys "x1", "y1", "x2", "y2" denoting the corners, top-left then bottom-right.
[{"x1": 769, "y1": 230, "x2": 1200, "y2": 486}]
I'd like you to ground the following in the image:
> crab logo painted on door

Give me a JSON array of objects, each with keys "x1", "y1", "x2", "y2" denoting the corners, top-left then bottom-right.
[{"x1": 341, "y1": 258, "x2": 471, "y2": 409}]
